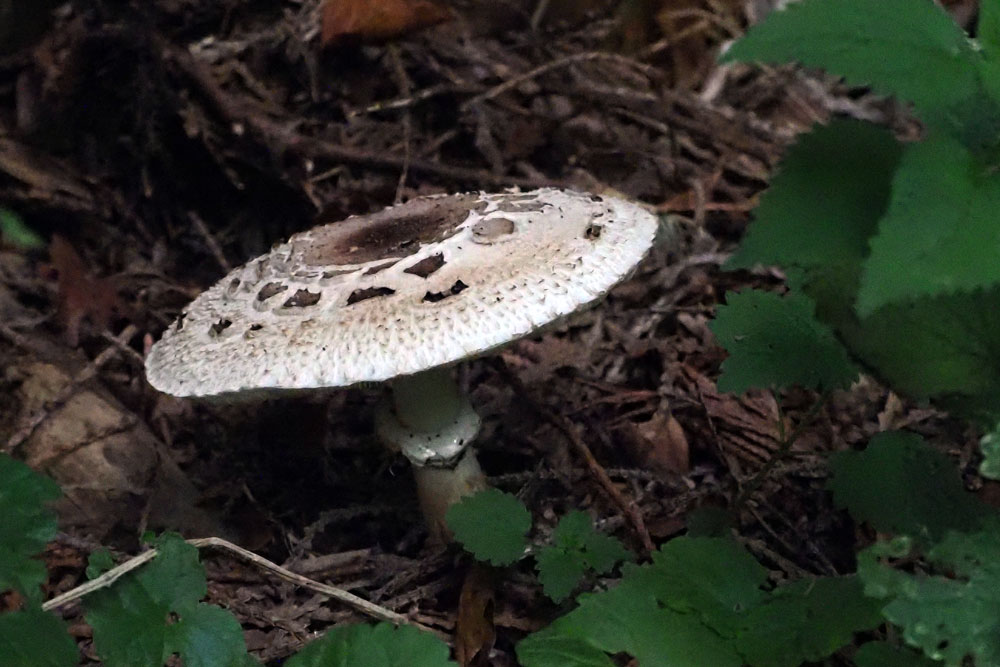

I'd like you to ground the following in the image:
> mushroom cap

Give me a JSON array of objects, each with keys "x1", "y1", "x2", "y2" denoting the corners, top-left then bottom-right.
[{"x1": 146, "y1": 188, "x2": 658, "y2": 397}]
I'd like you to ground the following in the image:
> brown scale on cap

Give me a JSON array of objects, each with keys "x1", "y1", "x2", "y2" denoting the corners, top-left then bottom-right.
[{"x1": 301, "y1": 194, "x2": 486, "y2": 266}]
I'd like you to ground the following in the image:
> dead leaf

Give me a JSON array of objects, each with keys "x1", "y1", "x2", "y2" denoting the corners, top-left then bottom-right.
[
  {"x1": 321, "y1": 0, "x2": 452, "y2": 47},
  {"x1": 622, "y1": 409, "x2": 690, "y2": 475},
  {"x1": 47, "y1": 235, "x2": 120, "y2": 346},
  {"x1": 15, "y1": 354, "x2": 225, "y2": 540},
  {"x1": 455, "y1": 562, "x2": 496, "y2": 667}
]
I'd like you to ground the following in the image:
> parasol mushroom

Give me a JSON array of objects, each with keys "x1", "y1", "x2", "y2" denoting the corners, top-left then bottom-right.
[{"x1": 146, "y1": 188, "x2": 659, "y2": 539}]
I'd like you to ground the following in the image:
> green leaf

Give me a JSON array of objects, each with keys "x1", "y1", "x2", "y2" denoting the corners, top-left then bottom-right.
[
  {"x1": 536, "y1": 512, "x2": 631, "y2": 602},
  {"x1": 86, "y1": 548, "x2": 115, "y2": 580},
  {"x1": 633, "y1": 537, "x2": 769, "y2": 635},
  {"x1": 549, "y1": 583, "x2": 743, "y2": 667},
  {"x1": 287, "y1": 623, "x2": 454, "y2": 667},
  {"x1": 0, "y1": 453, "x2": 60, "y2": 601},
  {"x1": 854, "y1": 641, "x2": 940, "y2": 667},
  {"x1": 521, "y1": 537, "x2": 880, "y2": 667},
  {"x1": 726, "y1": 120, "x2": 902, "y2": 275},
  {"x1": 734, "y1": 576, "x2": 883, "y2": 667},
  {"x1": 722, "y1": 0, "x2": 984, "y2": 134},
  {"x1": 856, "y1": 137, "x2": 1000, "y2": 315},
  {"x1": 85, "y1": 533, "x2": 255, "y2": 667},
  {"x1": 516, "y1": 629, "x2": 615, "y2": 667},
  {"x1": 0, "y1": 208, "x2": 45, "y2": 250},
  {"x1": 0, "y1": 605, "x2": 78, "y2": 667},
  {"x1": 710, "y1": 290, "x2": 859, "y2": 394},
  {"x1": 536, "y1": 548, "x2": 587, "y2": 603},
  {"x1": 979, "y1": 0, "x2": 1000, "y2": 55},
  {"x1": 829, "y1": 431, "x2": 991, "y2": 542},
  {"x1": 859, "y1": 522, "x2": 1000, "y2": 665},
  {"x1": 580, "y1": 528, "x2": 631, "y2": 574},
  {"x1": 446, "y1": 489, "x2": 531, "y2": 566}
]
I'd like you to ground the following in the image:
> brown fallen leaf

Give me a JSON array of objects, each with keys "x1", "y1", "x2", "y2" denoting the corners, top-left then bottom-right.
[
  {"x1": 455, "y1": 562, "x2": 497, "y2": 667},
  {"x1": 620, "y1": 408, "x2": 690, "y2": 475},
  {"x1": 321, "y1": 0, "x2": 453, "y2": 47},
  {"x1": 47, "y1": 235, "x2": 120, "y2": 346}
]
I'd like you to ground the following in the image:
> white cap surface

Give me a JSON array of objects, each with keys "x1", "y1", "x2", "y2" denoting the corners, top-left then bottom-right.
[{"x1": 146, "y1": 188, "x2": 657, "y2": 397}]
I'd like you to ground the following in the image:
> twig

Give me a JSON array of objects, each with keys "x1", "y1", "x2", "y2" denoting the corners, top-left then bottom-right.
[
  {"x1": 498, "y1": 364, "x2": 655, "y2": 555},
  {"x1": 188, "y1": 210, "x2": 231, "y2": 272},
  {"x1": 42, "y1": 536, "x2": 443, "y2": 637},
  {"x1": 4, "y1": 324, "x2": 139, "y2": 455},
  {"x1": 387, "y1": 45, "x2": 413, "y2": 203}
]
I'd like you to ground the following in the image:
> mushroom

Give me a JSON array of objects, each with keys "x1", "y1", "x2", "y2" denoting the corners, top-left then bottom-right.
[{"x1": 145, "y1": 188, "x2": 658, "y2": 539}]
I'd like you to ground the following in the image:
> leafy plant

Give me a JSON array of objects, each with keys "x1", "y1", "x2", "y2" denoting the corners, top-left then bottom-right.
[
  {"x1": 446, "y1": 490, "x2": 633, "y2": 602},
  {"x1": 445, "y1": 488, "x2": 532, "y2": 566},
  {"x1": 535, "y1": 511, "x2": 633, "y2": 602},
  {"x1": 0, "y1": 453, "x2": 61, "y2": 603},
  {"x1": 517, "y1": 536, "x2": 882, "y2": 667},
  {"x1": 827, "y1": 433, "x2": 1000, "y2": 666},
  {"x1": 720, "y1": 0, "x2": 1000, "y2": 461},
  {"x1": 84, "y1": 533, "x2": 256, "y2": 667},
  {"x1": 0, "y1": 454, "x2": 77, "y2": 667},
  {"x1": 286, "y1": 622, "x2": 454, "y2": 667},
  {"x1": 0, "y1": 453, "x2": 448, "y2": 666}
]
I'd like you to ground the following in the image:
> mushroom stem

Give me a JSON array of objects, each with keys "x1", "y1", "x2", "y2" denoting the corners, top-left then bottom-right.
[
  {"x1": 412, "y1": 449, "x2": 486, "y2": 541},
  {"x1": 391, "y1": 367, "x2": 465, "y2": 433},
  {"x1": 376, "y1": 367, "x2": 486, "y2": 540}
]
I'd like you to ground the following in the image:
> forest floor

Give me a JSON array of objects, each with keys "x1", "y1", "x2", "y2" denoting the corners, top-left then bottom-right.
[{"x1": 0, "y1": 1, "x2": 987, "y2": 664}]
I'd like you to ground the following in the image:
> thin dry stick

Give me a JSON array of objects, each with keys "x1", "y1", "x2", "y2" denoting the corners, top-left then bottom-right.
[
  {"x1": 386, "y1": 45, "x2": 413, "y2": 203},
  {"x1": 4, "y1": 324, "x2": 139, "y2": 455},
  {"x1": 42, "y1": 536, "x2": 442, "y2": 637},
  {"x1": 188, "y1": 210, "x2": 231, "y2": 272}
]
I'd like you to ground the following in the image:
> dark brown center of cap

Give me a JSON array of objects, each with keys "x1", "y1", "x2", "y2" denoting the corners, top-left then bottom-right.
[{"x1": 300, "y1": 194, "x2": 487, "y2": 266}]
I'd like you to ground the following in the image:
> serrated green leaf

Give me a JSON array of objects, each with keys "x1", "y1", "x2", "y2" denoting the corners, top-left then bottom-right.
[
  {"x1": 857, "y1": 137, "x2": 1000, "y2": 315},
  {"x1": 536, "y1": 512, "x2": 632, "y2": 602},
  {"x1": 726, "y1": 120, "x2": 902, "y2": 274},
  {"x1": 633, "y1": 537, "x2": 769, "y2": 635},
  {"x1": 550, "y1": 511, "x2": 631, "y2": 574},
  {"x1": 859, "y1": 522, "x2": 1000, "y2": 666},
  {"x1": 86, "y1": 548, "x2": 115, "y2": 580},
  {"x1": 829, "y1": 431, "x2": 991, "y2": 542},
  {"x1": 446, "y1": 489, "x2": 530, "y2": 566},
  {"x1": 0, "y1": 208, "x2": 45, "y2": 250},
  {"x1": 710, "y1": 290, "x2": 859, "y2": 394},
  {"x1": 723, "y1": 0, "x2": 984, "y2": 134},
  {"x1": 286, "y1": 623, "x2": 454, "y2": 667},
  {"x1": 85, "y1": 533, "x2": 254, "y2": 667},
  {"x1": 516, "y1": 629, "x2": 615, "y2": 667},
  {"x1": 854, "y1": 641, "x2": 940, "y2": 667},
  {"x1": 734, "y1": 576, "x2": 883, "y2": 667},
  {"x1": 550, "y1": 584, "x2": 743, "y2": 667},
  {"x1": 536, "y1": 547, "x2": 587, "y2": 603},
  {"x1": 0, "y1": 454, "x2": 60, "y2": 601},
  {"x1": 581, "y1": 530, "x2": 631, "y2": 574},
  {"x1": 837, "y1": 287, "x2": 1000, "y2": 408},
  {"x1": 0, "y1": 605, "x2": 78, "y2": 667},
  {"x1": 551, "y1": 511, "x2": 592, "y2": 550},
  {"x1": 170, "y1": 604, "x2": 257, "y2": 667}
]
